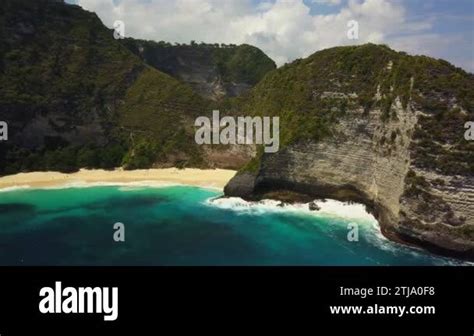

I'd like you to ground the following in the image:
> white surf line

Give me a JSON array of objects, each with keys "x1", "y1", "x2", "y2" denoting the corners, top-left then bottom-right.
[
  {"x1": 0, "y1": 181, "x2": 224, "y2": 192},
  {"x1": 206, "y1": 197, "x2": 377, "y2": 223},
  {"x1": 0, "y1": 185, "x2": 32, "y2": 193}
]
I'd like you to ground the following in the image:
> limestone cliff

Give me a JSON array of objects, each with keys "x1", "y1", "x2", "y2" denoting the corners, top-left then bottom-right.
[{"x1": 225, "y1": 44, "x2": 474, "y2": 260}]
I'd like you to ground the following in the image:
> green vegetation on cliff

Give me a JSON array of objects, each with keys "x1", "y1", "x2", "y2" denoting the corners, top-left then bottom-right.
[
  {"x1": 118, "y1": 66, "x2": 210, "y2": 169},
  {"x1": 232, "y1": 44, "x2": 473, "y2": 175}
]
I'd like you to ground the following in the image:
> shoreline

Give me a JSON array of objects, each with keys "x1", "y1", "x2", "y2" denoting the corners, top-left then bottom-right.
[
  {"x1": 0, "y1": 169, "x2": 470, "y2": 264},
  {"x1": 0, "y1": 168, "x2": 237, "y2": 192}
]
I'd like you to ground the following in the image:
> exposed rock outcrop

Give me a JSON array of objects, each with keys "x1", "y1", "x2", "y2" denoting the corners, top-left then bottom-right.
[{"x1": 224, "y1": 172, "x2": 257, "y2": 198}]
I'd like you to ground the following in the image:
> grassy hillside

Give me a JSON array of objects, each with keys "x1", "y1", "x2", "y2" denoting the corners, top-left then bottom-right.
[
  {"x1": 118, "y1": 66, "x2": 211, "y2": 169},
  {"x1": 0, "y1": 0, "x2": 211, "y2": 173}
]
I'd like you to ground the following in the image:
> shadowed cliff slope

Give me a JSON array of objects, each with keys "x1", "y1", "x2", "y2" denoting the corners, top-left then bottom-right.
[{"x1": 122, "y1": 39, "x2": 276, "y2": 101}]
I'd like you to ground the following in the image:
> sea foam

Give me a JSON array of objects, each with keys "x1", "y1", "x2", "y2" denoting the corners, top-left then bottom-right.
[
  {"x1": 0, "y1": 181, "x2": 222, "y2": 192},
  {"x1": 206, "y1": 197, "x2": 378, "y2": 223},
  {"x1": 0, "y1": 185, "x2": 32, "y2": 193}
]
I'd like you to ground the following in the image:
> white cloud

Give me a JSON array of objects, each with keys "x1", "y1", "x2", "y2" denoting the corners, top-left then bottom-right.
[{"x1": 76, "y1": 0, "x2": 471, "y2": 71}]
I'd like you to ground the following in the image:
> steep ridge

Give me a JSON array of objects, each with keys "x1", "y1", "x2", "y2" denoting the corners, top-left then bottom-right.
[
  {"x1": 121, "y1": 39, "x2": 276, "y2": 101},
  {"x1": 225, "y1": 44, "x2": 474, "y2": 259}
]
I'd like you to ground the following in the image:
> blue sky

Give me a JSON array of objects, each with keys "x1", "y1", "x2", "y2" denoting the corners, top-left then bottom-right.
[{"x1": 67, "y1": 0, "x2": 474, "y2": 71}]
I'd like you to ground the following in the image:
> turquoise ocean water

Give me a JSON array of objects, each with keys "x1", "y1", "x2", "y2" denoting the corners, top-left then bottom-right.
[{"x1": 0, "y1": 185, "x2": 468, "y2": 266}]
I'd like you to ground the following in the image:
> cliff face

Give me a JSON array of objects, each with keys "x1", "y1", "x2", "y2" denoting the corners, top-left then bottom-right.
[
  {"x1": 121, "y1": 39, "x2": 276, "y2": 100},
  {"x1": 225, "y1": 45, "x2": 474, "y2": 259}
]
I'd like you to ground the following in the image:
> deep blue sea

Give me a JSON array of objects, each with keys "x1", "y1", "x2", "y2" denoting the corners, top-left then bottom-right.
[{"x1": 0, "y1": 185, "x2": 468, "y2": 266}]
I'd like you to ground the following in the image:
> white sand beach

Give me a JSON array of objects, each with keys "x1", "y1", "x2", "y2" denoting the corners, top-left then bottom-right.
[{"x1": 0, "y1": 168, "x2": 237, "y2": 191}]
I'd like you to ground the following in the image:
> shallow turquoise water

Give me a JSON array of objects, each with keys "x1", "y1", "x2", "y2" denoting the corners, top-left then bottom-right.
[{"x1": 0, "y1": 185, "x2": 467, "y2": 266}]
